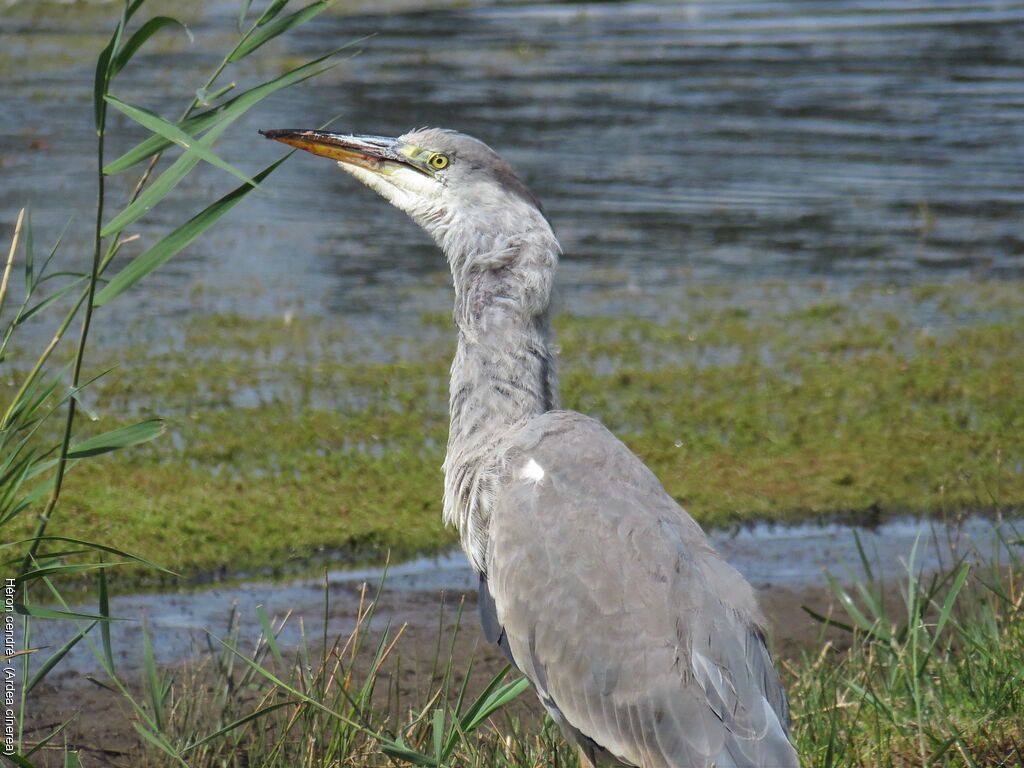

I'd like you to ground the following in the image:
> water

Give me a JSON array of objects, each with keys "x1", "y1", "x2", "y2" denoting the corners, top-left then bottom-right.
[
  {"x1": 5, "y1": 0, "x2": 1023, "y2": 685},
  {"x1": 33, "y1": 515, "x2": 1020, "y2": 682},
  {"x1": 1, "y1": 0, "x2": 1023, "y2": 334}
]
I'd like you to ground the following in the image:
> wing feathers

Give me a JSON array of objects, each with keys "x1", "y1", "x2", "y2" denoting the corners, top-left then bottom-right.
[{"x1": 487, "y1": 411, "x2": 799, "y2": 768}]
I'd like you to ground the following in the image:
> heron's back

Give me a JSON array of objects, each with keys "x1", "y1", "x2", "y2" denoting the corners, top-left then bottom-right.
[{"x1": 484, "y1": 410, "x2": 798, "y2": 768}]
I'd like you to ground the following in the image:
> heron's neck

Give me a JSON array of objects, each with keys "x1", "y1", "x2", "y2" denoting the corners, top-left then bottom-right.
[{"x1": 441, "y1": 228, "x2": 560, "y2": 572}]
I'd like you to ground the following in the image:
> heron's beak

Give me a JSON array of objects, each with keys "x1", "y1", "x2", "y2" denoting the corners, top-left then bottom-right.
[{"x1": 259, "y1": 129, "x2": 425, "y2": 176}]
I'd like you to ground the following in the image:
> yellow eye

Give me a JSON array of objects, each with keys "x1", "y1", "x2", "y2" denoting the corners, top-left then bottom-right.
[{"x1": 427, "y1": 152, "x2": 450, "y2": 170}]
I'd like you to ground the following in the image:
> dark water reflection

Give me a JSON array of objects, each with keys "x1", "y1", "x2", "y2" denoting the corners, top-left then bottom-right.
[{"x1": 1, "y1": 0, "x2": 1023, "y2": 326}]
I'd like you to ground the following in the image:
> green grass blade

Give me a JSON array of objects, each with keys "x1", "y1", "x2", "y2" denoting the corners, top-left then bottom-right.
[
  {"x1": 22, "y1": 206, "x2": 34, "y2": 294},
  {"x1": 2, "y1": 751, "x2": 37, "y2": 767},
  {"x1": 25, "y1": 621, "x2": 98, "y2": 694},
  {"x1": 0, "y1": 536, "x2": 177, "y2": 576},
  {"x1": 93, "y1": 28, "x2": 119, "y2": 131},
  {"x1": 824, "y1": 570, "x2": 891, "y2": 642},
  {"x1": 0, "y1": 477, "x2": 55, "y2": 527},
  {"x1": 99, "y1": 119, "x2": 235, "y2": 238},
  {"x1": 103, "y1": 49, "x2": 340, "y2": 173},
  {"x1": 237, "y1": 0, "x2": 256, "y2": 30},
  {"x1": 432, "y1": 708, "x2": 445, "y2": 764},
  {"x1": 104, "y1": 95, "x2": 260, "y2": 188},
  {"x1": 63, "y1": 752, "x2": 80, "y2": 768},
  {"x1": 91, "y1": 1, "x2": 138, "y2": 130},
  {"x1": 800, "y1": 605, "x2": 857, "y2": 635},
  {"x1": 110, "y1": 16, "x2": 193, "y2": 78},
  {"x1": 99, "y1": 566, "x2": 115, "y2": 675},
  {"x1": 0, "y1": 451, "x2": 39, "y2": 507},
  {"x1": 132, "y1": 721, "x2": 180, "y2": 760},
  {"x1": 256, "y1": 604, "x2": 285, "y2": 667},
  {"x1": 205, "y1": 631, "x2": 379, "y2": 735},
  {"x1": 67, "y1": 418, "x2": 165, "y2": 458},
  {"x1": 95, "y1": 155, "x2": 288, "y2": 305},
  {"x1": 194, "y1": 82, "x2": 235, "y2": 106},
  {"x1": 16, "y1": 562, "x2": 128, "y2": 584},
  {"x1": 85, "y1": 676, "x2": 119, "y2": 693},
  {"x1": 34, "y1": 270, "x2": 88, "y2": 285},
  {"x1": 227, "y1": 0, "x2": 335, "y2": 62},
  {"x1": 256, "y1": 0, "x2": 290, "y2": 25},
  {"x1": 1, "y1": 549, "x2": 90, "y2": 568},
  {"x1": 14, "y1": 604, "x2": 125, "y2": 621},
  {"x1": 457, "y1": 664, "x2": 511, "y2": 730},
  {"x1": 23, "y1": 714, "x2": 74, "y2": 758},
  {"x1": 380, "y1": 739, "x2": 436, "y2": 766},
  {"x1": 16, "y1": 277, "x2": 89, "y2": 327},
  {"x1": 920, "y1": 560, "x2": 971, "y2": 669},
  {"x1": 460, "y1": 675, "x2": 530, "y2": 733},
  {"x1": 2, "y1": 360, "x2": 70, "y2": 433},
  {"x1": 142, "y1": 617, "x2": 164, "y2": 731},
  {"x1": 182, "y1": 700, "x2": 295, "y2": 752},
  {"x1": 125, "y1": 0, "x2": 147, "y2": 23},
  {"x1": 853, "y1": 528, "x2": 876, "y2": 584},
  {"x1": 103, "y1": 114, "x2": 213, "y2": 175}
]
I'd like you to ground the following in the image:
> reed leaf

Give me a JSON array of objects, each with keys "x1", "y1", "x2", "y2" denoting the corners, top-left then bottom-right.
[
  {"x1": 95, "y1": 155, "x2": 287, "y2": 305},
  {"x1": 0, "y1": 536, "x2": 176, "y2": 575},
  {"x1": 142, "y1": 618, "x2": 166, "y2": 731},
  {"x1": 99, "y1": 118, "x2": 235, "y2": 238},
  {"x1": 99, "y1": 567, "x2": 115, "y2": 675},
  {"x1": 181, "y1": 700, "x2": 296, "y2": 753},
  {"x1": 227, "y1": 0, "x2": 335, "y2": 62},
  {"x1": 103, "y1": 48, "x2": 341, "y2": 174},
  {"x1": 132, "y1": 721, "x2": 181, "y2": 761},
  {"x1": 105, "y1": 95, "x2": 259, "y2": 188},
  {"x1": 16, "y1": 561, "x2": 128, "y2": 584},
  {"x1": 15, "y1": 277, "x2": 88, "y2": 327},
  {"x1": 14, "y1": 604, "x2": 125, "y2": 621},
  {"x1": 110, "y1": 16, "x2": 193, "y2": 78},
  {"x1": 66, "y1": 418, "x2": 165, "y2": 458},
  {"x1": 25, "y1": 621, "x2": 97, "y2": 695},
  {"x1": 256, "y1": 0, "x2": 290, "y2": 26},
  {"x1": 3, "y1": 752, "x2": 37, "y2": 767},
  {"x1": 237, "y1": 0, "x2": 256, "y2": 30}
]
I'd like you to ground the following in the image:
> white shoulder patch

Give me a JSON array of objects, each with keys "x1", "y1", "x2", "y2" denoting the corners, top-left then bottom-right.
[{"x1": 518, "y1": 458, "x2": 545, "y2": 482}]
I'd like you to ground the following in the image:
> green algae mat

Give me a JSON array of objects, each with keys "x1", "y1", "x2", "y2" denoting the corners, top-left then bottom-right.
[{"x1": 11, "y1": 279, "x2": 1021, "y2": 586}]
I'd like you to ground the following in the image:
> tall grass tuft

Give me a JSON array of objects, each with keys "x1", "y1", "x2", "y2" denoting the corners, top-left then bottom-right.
[
  {"x1": 791, "y1": 528, "x2": 1024, "y2": 767},
  {"x1": 134, "y1": 580, "x2": 535, "y2": 768},
  {"x1": 1, "y1": 1, "x2": 347, "y2": 764}
]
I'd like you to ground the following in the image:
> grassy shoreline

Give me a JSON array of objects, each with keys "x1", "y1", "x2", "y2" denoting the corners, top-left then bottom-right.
[{"x1": 11, "y1": 278, "x2": 1022, "y2": 587}]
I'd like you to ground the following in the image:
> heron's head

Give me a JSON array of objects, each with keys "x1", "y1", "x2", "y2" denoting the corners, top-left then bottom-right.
[{"x1": 260, "y1": 127, "x2": 550, "y2": 261}]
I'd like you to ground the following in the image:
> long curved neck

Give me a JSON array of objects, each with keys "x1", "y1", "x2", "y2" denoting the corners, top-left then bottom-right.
[{"x1": 441, "y1": 222, "x2": 560, "y2": 572}]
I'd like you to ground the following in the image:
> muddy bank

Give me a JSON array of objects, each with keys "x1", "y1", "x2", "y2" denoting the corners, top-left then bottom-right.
[{"x1": 32, "y1": 514, "x2": 1013, "y2": 686}]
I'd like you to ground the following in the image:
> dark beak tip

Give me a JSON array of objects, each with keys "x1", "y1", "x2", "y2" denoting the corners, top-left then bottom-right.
[{"x1": 260, "y1": 128, "x2": 306, "y2": 141}]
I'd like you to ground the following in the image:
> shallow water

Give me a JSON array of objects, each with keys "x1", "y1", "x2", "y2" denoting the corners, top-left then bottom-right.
[
  {"x1": 2, "y1": 0, "x2": 1023, "y2": 336},
  {"x1": 35, "y1": 515, "x2": 1020, "y2": 683}
]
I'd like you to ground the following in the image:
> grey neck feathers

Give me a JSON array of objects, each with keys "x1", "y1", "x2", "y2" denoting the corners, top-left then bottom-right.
[{"x1": 438, "y1": 209, "x2": 560, "y2": 573}]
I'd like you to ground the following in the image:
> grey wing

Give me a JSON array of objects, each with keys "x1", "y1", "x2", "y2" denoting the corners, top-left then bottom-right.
[{"x1": 485, "y1": 411, "x2": 799, "y2": 768}]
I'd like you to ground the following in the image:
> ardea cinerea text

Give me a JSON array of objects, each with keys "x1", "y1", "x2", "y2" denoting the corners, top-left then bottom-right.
[{"x1": 261, "y1": 127, "x2": 800, "y2": 768}]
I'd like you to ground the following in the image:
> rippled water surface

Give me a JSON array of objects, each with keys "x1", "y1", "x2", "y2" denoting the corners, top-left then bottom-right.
[
  {"x1": 4, "y1": 4, "x2": 1024, "y2": 664},
  {"x1": 2, "y1": 0, "x2": 1023, "y2": 328}
]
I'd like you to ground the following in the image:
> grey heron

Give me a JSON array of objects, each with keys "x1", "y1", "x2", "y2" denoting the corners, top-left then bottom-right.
[{"x1": 261, "y1": 127, "x2": 800, "y2": 768}]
